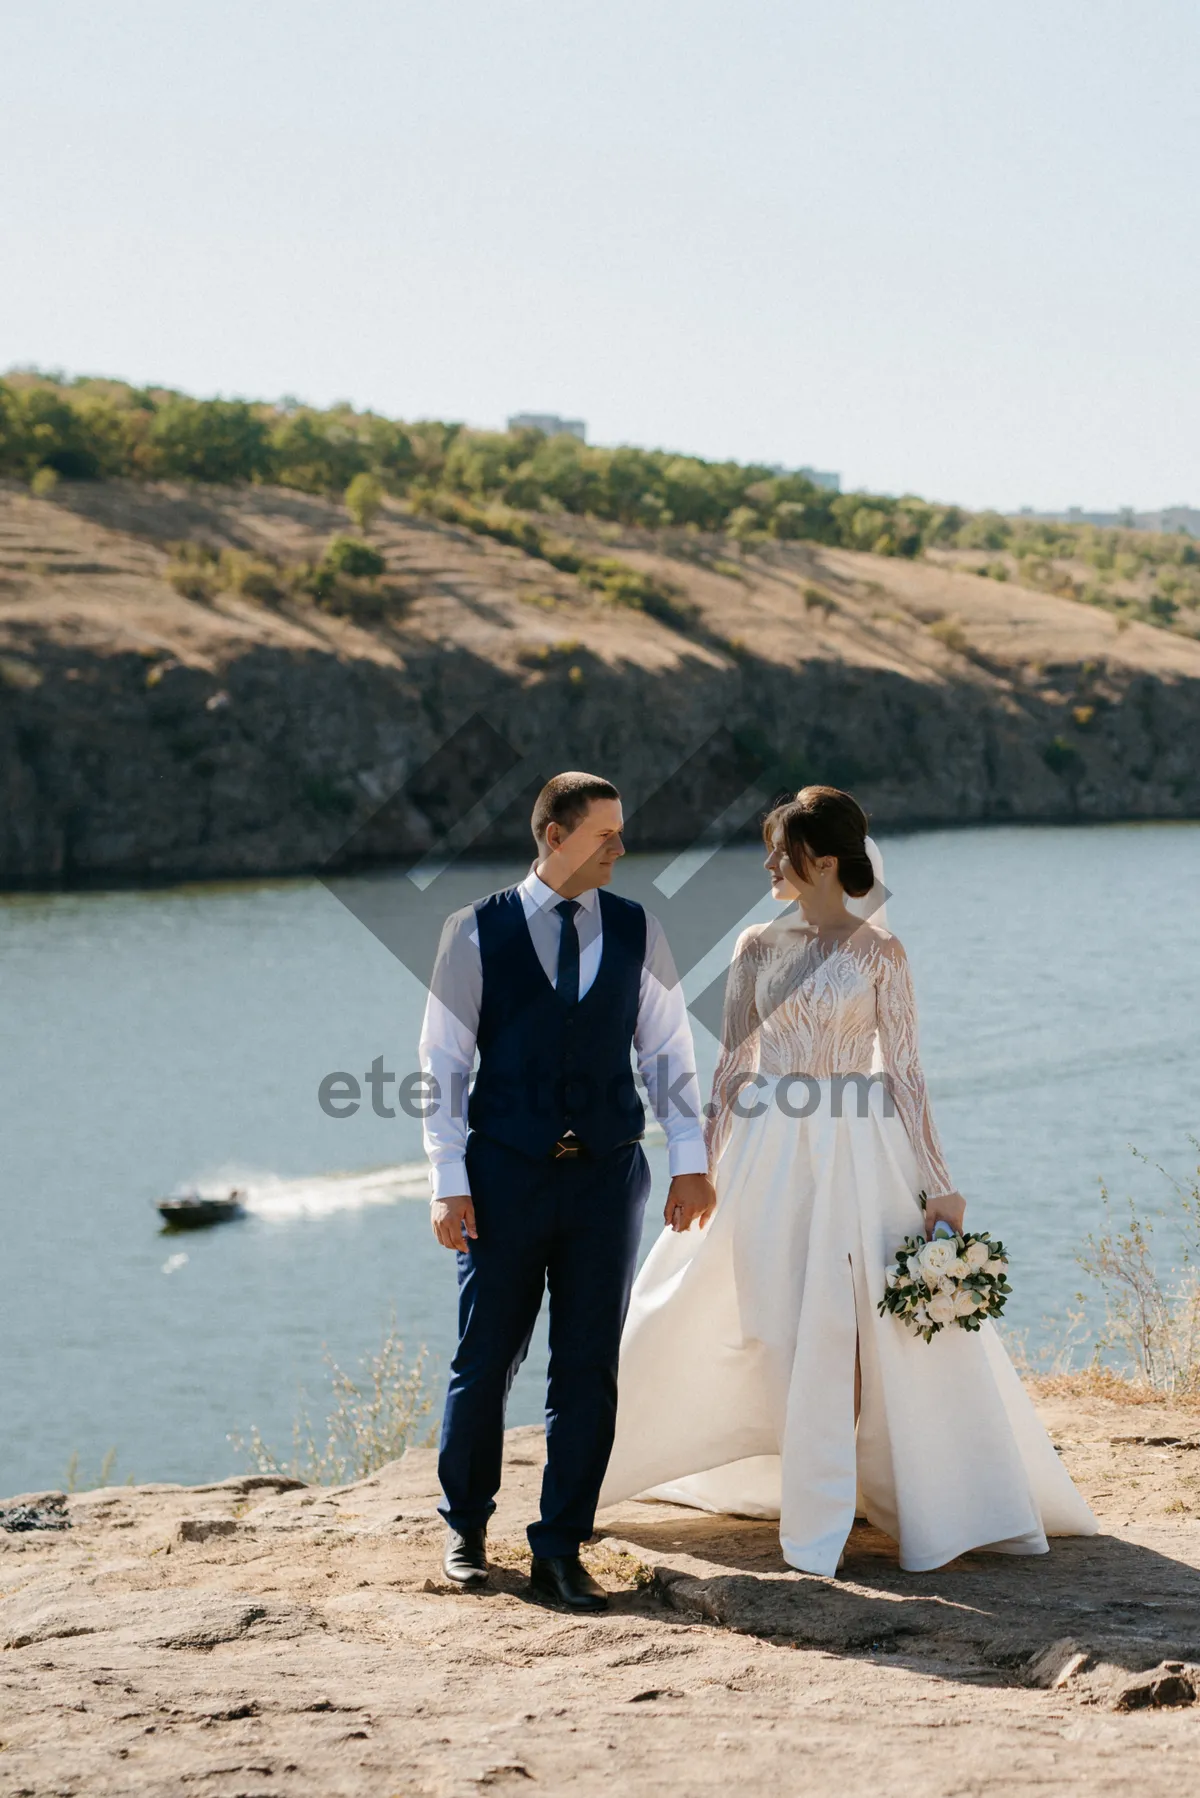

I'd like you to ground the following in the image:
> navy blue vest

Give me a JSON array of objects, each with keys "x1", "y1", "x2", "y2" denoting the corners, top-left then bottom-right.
[{"x1": 467, "y1": 886, "x2": 647, "y2": 1159}]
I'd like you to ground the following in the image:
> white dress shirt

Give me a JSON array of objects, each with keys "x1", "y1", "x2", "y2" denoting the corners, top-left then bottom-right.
[{"x1": 419, "y1": 870, "x2": 709, "y2": 1198}]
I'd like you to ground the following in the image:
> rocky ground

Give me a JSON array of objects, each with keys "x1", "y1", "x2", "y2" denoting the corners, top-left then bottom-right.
[
  {"x1": 2, "y1": 479, "x2": 1199, "y2": 884},
  {"x1": 4, "y1": 1392, "x2": 1200, "y2": 1796}
]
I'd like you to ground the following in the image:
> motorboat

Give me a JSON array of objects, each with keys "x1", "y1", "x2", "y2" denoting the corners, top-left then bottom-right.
[{"x1": 156, "y1": 1188, "x2": 246, "y2": 1229}]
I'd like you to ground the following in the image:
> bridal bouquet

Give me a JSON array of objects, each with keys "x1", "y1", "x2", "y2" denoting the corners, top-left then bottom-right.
[{"x1": 878, "y1": 1199, "x2": 1011, "y2": 1343}]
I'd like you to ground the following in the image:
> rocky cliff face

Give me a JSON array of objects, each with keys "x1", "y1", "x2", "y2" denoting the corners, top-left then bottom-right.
[{"x1": 1, "y1": 479, "x2": 1198, "y2": 885}]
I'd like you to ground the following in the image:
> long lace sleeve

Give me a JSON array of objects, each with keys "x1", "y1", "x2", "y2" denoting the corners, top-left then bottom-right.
[
  {"x1": 704, "y1": 926, "x2": 764, "y2": 1170},
  {"x1": 874, "y1": 936, "x2": 956, "y2": 1201}
]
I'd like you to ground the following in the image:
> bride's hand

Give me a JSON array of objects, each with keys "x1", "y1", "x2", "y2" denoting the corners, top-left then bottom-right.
[
  {"x1": 924, "y1": 1190, "x2": 966, "y2": 1238},
  {"x1": 665, "y1": 1172, "x2": 716, "y2": 1232}
]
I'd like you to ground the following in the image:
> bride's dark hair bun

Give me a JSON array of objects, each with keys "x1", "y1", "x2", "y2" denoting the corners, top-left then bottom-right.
[{"x1": 762, "y1": 785, "x2": 874, "y2": 897}]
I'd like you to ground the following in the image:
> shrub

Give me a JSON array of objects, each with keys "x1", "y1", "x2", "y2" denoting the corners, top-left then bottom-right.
[
  {"x1": 167, "y1": 563, "x2": 219, "y2": 603},
  {"x1": 239, "y1": 566, "x2": 284, "y2": 603},
  {"x1": 163, "y1": 539, "x2": 221, "y2": 603},
  {"x1": 323, "y1": 535, "x2": 385, "y2": 579},
  {"x1": 579, "y1": 556, "x2": 695, "y2": 629},
  {"x1": 219, "y1": 550, "x2": 284, "y2": 604},
  {"x1": 928, "y1": 614, "x2": 967, "y2": 653},
  {"x1": 30, "y1": 466, "x2": 59, "y2": 497},
  {"x1": 804, "y1": 586, "x2": 837, "y2": 613},
  {"x1": 311, "y1": 576, "x2": 398, "y2": 620},
  {"x1": 300, "y1": 544, "x2": 405, "y2": 620}
]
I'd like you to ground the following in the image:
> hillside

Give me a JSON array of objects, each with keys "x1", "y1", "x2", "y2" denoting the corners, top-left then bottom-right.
[{"x1": 1, "y1": 478, "x2": 1199, "y2": 885}]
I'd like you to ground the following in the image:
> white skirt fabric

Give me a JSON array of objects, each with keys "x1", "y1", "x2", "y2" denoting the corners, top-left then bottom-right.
[{"x1": 600, "y1": 1077, "x2": 1097, "y2": 1574}]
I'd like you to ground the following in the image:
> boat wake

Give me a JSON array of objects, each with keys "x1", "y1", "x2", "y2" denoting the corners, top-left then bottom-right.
[
  {"x1": 172, "y1": 1162, "x2": 432, "y2": 1222},
  {"x1": 172, "y1": 1122, "x2": 668, "y2": 1225}
]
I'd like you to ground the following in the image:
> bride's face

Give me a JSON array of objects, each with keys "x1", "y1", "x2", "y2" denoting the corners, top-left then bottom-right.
[
  {"x1": 765, "y1": 829, "x2": 806, "y2": 902},
  {"x1": 765, "y1": 829, "x2": 837, "y2": 907}
]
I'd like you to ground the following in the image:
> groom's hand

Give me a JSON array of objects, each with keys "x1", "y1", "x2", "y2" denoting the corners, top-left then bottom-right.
[
  {"x1": 665, "y1": 1172, "x2": 716, "y2": 1233},
  {"x1": 431, "y1": 1194, "x2": 477, "y2": 1252}
]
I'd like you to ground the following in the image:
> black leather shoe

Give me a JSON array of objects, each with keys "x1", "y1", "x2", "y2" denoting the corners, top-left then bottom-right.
[
  {"x1": 529, "y1": 1553, "x2": 608, "y2": 1613},
  {"x1": 443, "y1": 1527, "x2": 489, "y2": 1591}
]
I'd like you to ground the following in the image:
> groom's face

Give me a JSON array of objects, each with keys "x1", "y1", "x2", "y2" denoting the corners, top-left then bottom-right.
[{"x1": 540, "y1": 798, "x2": 626, "y2": 894}]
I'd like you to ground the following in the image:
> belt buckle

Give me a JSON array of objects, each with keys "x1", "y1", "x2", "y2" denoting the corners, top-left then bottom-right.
[{"x1": 552, "y1": 1137, "x2": 581, "y2": 1161}]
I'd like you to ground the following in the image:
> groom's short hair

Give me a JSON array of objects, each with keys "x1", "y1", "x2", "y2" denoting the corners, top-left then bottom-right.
[{"x1": 531, "y1": 772, "x2": 620, "y2": 845}]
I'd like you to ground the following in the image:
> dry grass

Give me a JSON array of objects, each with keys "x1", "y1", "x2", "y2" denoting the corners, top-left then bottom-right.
[
  {"x1": 1028, "y1": 1368, "x2": 1200, "y2": 1411},
  {"x1": 483, "y1": 1538, "x2": 653, "y2": 1590}
]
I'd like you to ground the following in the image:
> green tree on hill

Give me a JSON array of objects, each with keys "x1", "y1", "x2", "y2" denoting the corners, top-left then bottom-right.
[
  {"x1": 145, "y1": 398, "x2": 271, "y2": 483},
  {"x1": 345, "y1": 472, "x2": 385, "y2": 532},
  {"x1": 270, "y1": 410, "x2": 365, "y2": 493}
]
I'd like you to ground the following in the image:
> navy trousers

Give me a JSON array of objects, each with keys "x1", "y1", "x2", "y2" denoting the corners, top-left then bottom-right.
[{"x1": 437, "y1": 1133, "x2": 651, "y2": 1558}]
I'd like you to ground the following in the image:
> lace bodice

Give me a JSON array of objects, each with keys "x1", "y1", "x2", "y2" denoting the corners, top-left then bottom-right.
[{"x1": 704, "y1": 920, "x2": 955, "y2": 1200}]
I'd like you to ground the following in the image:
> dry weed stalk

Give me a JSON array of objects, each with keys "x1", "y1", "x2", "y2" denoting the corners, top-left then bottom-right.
[
  {"x1": 230, "y1": 1320, "x2": 437, "y2": 1485},
  {"x1": 1076, "y1": 1145, "x2": 1200, "y2": 1398}
]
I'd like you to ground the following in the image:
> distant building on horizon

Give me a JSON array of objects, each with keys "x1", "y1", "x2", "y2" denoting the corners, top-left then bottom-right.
[
  {"x1": 766, "y1": 463, "x2": 841, "y2": 492},
  {"x1": 797, "y1": 465, "x2": 840, "y2": 492},
  {"x1": 1017, "y1": 503, "x2": 1199, "y2": 538},
  {"x1": 507, "y1": 412, "x2": 587, "y2": 442}
]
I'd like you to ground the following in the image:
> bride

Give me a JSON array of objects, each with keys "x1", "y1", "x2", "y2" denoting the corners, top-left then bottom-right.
[{"x1": 599, "y1": 786, "x2": 1096, "y2": 1574}]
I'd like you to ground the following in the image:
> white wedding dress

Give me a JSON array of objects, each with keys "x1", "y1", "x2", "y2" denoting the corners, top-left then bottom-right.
[{"x1": 600, "y1": 876, "x2": 1096, "y2": 1574}]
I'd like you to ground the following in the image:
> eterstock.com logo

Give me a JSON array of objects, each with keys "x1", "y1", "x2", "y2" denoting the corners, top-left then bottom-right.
[{"x1": 316, "y1": 1058, "x2": 899, "y2": 1126}]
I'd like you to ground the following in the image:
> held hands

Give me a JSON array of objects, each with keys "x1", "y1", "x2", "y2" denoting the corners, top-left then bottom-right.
[
  {"x1": 923, "y1": 1190, "x2": 966, "y2": 1239},
  {"x1": 435, "y1": 1174, "x2": 718, "y2": 1247},
  {"x1": 665, "y1": 1171, "x2": 717, "y2": 1234},
  {"x1": 431, "y1": 1194, "x2": 477, "y2": 1252}
]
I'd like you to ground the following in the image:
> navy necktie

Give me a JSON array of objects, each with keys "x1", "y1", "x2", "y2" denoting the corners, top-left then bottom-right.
[{"x1": 554, "y1": 898, "x2": 581, "y2": 1007}]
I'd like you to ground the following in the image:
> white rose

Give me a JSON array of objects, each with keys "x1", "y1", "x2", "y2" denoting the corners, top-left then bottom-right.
[
  {"x1": 884, "y1": 1262, "x2": 900, "y2": 1289},
  {"x1": 985, "y1": 1256, "x2": 1008, "y2": 1276},
  {"x1": 911, "y1": 1302, "x2": 931, "y2": 1329},
  {"x1": 927, "y1": 1291, "x2": 957, "y2": 1326},
  {"x1": 947, "y1": 1257, "x2": 970, "y2": 1281},
  {"x1": 953, "y1": 1288, "x2": 979, "y2": 1317},
  {"x1": 965, "y1": 1240, "x2": 991, "y2": 1270},
  {"x1": 918, "y1": 1238, "x2": 957, "y2": 1284}
]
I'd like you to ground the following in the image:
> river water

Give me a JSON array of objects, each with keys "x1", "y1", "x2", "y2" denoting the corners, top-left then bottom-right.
[{"x1": 4, "y1": 822, "x2": 1199, "y2": 1497}]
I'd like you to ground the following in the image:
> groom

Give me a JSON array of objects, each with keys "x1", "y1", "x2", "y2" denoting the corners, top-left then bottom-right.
[{"x1": 419, "y1": 772, "x2": 715, "y2": 1610}]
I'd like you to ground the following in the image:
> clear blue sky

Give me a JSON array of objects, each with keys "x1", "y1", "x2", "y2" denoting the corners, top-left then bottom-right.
[{"x1": 4, "y1": 0, "x2": 1197, "y2": 510}]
